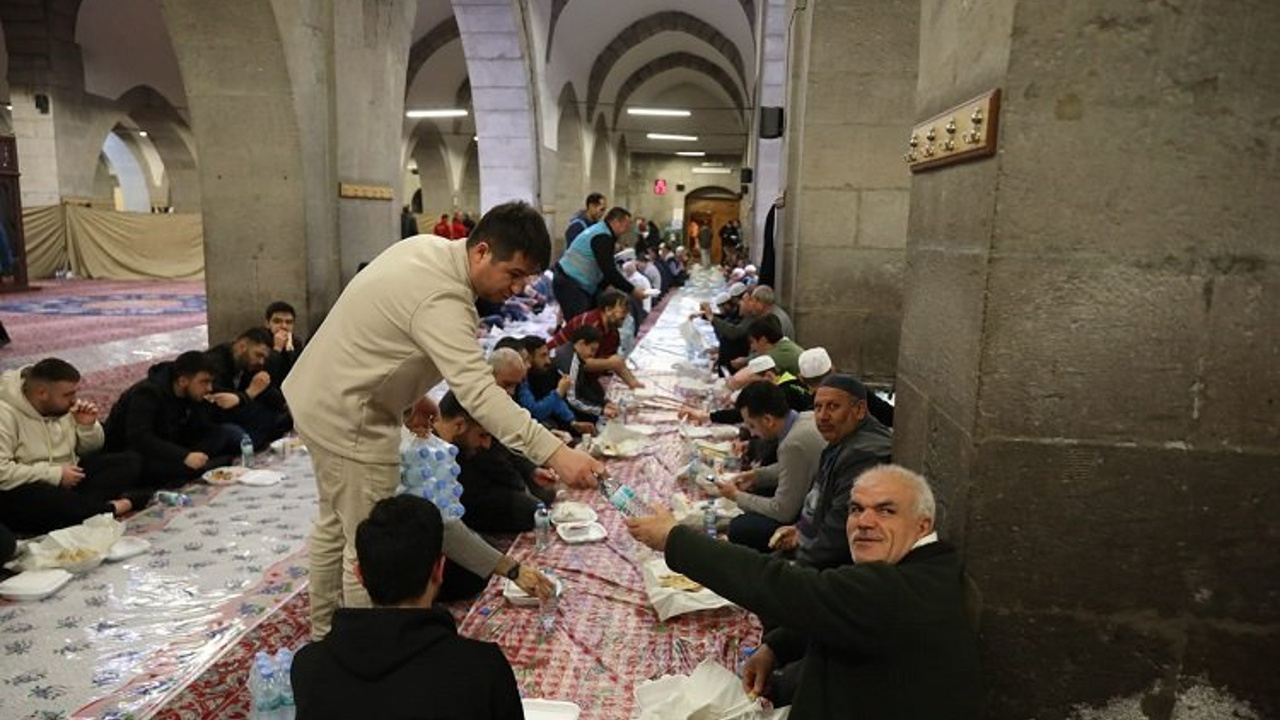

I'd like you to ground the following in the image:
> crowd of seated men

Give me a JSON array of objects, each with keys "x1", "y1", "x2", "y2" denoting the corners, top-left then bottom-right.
[{"x1": 0, "y1": 300, "x2": 303, "y2": 548}]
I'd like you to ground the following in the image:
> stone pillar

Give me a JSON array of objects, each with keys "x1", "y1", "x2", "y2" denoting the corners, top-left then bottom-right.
[
  {"x1": 747, "y1": 0, "x2": 786, "y2": 266},
  {"x1": 454, "y1": 0, "x2": 540, "y2": 211},
  {"x1": 896, "y1": 1, "x2": 1280, "y2": 716},
  {"x1": 778, "y1": 0, "x2": 918, "y2": 380}
]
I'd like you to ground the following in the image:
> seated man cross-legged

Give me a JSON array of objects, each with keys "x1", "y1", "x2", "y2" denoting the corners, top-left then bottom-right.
[
  {"x1": 0, "y1": 359, "x2": 147, "y2": 534},
  {"x1": 292, "y1": 494, "x2": 523, "y2": 720}
]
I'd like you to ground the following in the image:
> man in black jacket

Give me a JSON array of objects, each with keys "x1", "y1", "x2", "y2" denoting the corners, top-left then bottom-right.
[
  {"x1": 103, "y1": 351, "x2": 241, "y2": 487},
  {"x1": 627, "y1": 464, "x2": 981, "y2": 720},
  {"x1": 205, "y1": 326, "x2": 292, "y2": 449},
  {"x1": 292, "y1": 494, "x2": 523, "y2": 720},
  {"x1": 772, "y1": 374, "x2": 893, "y2": 569}
]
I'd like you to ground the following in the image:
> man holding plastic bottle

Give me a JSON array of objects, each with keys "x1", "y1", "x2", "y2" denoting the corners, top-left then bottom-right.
[{"x1": 284, "y1": 201, "x2": 604, "y2": 640}]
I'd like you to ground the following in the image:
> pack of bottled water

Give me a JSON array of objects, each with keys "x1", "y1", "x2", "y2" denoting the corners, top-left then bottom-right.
[
  {"x1": 398, "y1": 433, "x2": 466, "y2": 520},
  {"x1": 249, "y1": 648, "x2": 296, "y2": 720}
]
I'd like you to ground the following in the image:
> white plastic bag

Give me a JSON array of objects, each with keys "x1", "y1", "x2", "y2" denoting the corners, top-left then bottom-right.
[{"x1": 635, "y1": 660, "x2": 789, "y2": 720}]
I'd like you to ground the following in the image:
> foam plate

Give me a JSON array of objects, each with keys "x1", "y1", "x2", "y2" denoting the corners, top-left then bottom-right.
[
  {"x1": 107, "y1": 537, "x2": 151, "y2": 562},
  {"x1": 238, "y1": 469, "x2": 285, "y2": 487},
  {"x1": 0, "y1": 569, "x2": 73, "y2": 601},
  {"x1": 556, "y1": 521, "x2": 607, "y2": 544},
  {"x1": 549, "y1": 502, "x2": 597, "y2": 525},
  {"x1": 522, "y1": 699, "x2": 582, "y2": 720}
]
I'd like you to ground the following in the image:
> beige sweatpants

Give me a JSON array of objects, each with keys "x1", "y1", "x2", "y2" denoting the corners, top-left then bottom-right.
[{"x1": 302, "y1": 436, "x2": 399, "y2": 640}]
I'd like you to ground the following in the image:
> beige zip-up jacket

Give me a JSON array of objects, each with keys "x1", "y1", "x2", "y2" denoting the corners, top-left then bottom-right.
[
  {"x1": 284, "y1": 235, "x2": 562, "y2": 466},
  {"x1": 0, "y1": 367, "x2": 105, "y2": 491}
]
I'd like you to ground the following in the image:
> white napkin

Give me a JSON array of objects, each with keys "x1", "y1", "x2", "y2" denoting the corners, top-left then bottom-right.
[
  {"x1": 20, "y1": 514, "x2": 124, "y2": 571},
  {"x1": 641, "y1": 557, "x2": 736, "y2": 621},
  {"x1": 636, "y1": 660, "x2": 789, "y2": 720}
]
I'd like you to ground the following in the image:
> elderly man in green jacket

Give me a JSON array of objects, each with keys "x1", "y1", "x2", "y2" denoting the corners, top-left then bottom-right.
[{"x1": 627, "y1": 464, "x2": 981, "y2": 720}]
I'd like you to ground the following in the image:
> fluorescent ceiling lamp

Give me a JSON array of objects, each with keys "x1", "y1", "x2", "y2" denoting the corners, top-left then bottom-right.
[
  {"x1": 691, "y1": 167, "x2": 734, "y2": 174},
  {"x1": 138, "y1": 131, "x2": 149, "y2": 137},
  {"x1": 4, "y1": 104, "x2": 11, "y2": 111},
  {"x1": 628, "y1": 107, "x2": 691, "y2": 117},
  {"x1": 700, "y1": 161, "x2": 723, "y2": 167},
  {"x1": 676, "y1": 151, "x2": 705, "y2": 157},
  {"x1": 647, "y1": 133, "x2": 699, "y2": 142},
  {"x1": 405, "y1": 109, "x2": 469, "y2": 119}
]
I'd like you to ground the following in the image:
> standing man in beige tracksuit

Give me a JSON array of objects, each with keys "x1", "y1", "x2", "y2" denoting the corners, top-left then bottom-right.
[{"x1": 284, "y1": 201, "x2": 604, "y2": 639}]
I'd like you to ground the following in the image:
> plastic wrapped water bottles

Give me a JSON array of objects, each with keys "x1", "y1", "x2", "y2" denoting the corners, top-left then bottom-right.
[
  {"x1": 249, "y1": 648, "x2": 296, "y2": 720},
  {"x1": 398, "y1": 434, "x2": 466, "y2": 520}
]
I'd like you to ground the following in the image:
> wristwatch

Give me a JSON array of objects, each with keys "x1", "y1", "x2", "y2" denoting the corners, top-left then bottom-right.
[{"x1": 504, "y1": 562, "x2": 522, "y2": 581}]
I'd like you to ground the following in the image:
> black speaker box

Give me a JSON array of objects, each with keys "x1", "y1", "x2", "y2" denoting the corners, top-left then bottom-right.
[
  {"x1": 740, "y1": 167, "x2": 754, "y2": 184},
  {"x1": 759, "y1": 106, "x2": 784, "y2": 139}
]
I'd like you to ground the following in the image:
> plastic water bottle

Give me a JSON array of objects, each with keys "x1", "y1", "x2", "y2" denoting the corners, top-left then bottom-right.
[
  {"x1": 538, "y1": 569, "x2": 559, "y2": 635},
  {"x1": 598, "y1": 474, "x2": 653, "y2": 517},
  {"x1": 155, "y1": 490, "x2": 191, "y2": 507},
  {"x1": 274, "y1": 649, "x2": 296, "y2": 720},
  {"x1": 240, "y1": 434, "x2": 255, "y2": 468},
  {"x1": 737, "y1": 646, "x2": 756, "y2": 677},
  {"x1": 534, "y1": 503, "x2": 552, "y2": 552},
  {"x1": 250, "y1": 651, "x2": 280, "y2": 720},
  {"x1": 703, "y1": 498, "x2": 718, "y2": 538}
]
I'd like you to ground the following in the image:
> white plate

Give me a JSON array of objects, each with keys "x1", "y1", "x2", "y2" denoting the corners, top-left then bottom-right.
[
  {"x1": 503, "y1": 577, "x2": 564, "y2": 607},
  {"x1": 556, "y1": 521, "x2": 607, "y2": 544},
  {"x1": 549, "y1": 502, "x2": 597, "y2": 525},
  {"x1": 623, "y1": 424, "x2": 659, "y2": 436},
  {"x1": 270, "y1": 436, "x2": 308, "y2": 454},
  {"x1": 0, "y1": 569, "x2": 73, "y2": 601},
  {"x1": 596, "y1": 438, "x2": 645, "y2": 457},
  {"x1": 522, "y1": 699, "x2": 582, "y2": 720},
  {"x1": 202, "y1": 466, "x2": 244, "y2": 485},
  {"x1": 238, "y1": 469, "x2": 285, "y2": 487},
  {"x1": 106, "y1": 537, "x2": 152, "y2": 562}
]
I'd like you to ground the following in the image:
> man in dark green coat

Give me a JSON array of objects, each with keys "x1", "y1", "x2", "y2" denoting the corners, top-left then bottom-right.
[{"x1": 627, "y1": 464, "x2": 981, "y2": 720}]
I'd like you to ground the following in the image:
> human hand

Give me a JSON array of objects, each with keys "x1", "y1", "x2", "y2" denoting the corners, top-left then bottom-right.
[
  {"x1": 60, "y1": 465, "x2": 85, "y2": 488},
  {"x1": 626, "y1": 377, "x2": 646, "y2": 390},
  {"x1": 571, "y1": 421, "x2": 596, "y2": 436},
  {"x1": 556, "y1": 374, "x2": 572, "y2": 397},
  {"x1": 716, "y1": 477, "x2": 740, "y2": 500},
  {"x1": 742, "y1": 643, "x2": 777, "y2": 698},
  {"x1": 207, "y1": 392, "x2": 240, "y2": 410},
  {"x1": 184, "y1": 451, "x2": 209, "y2": 470},
  {"x1": 247, "y1": 371, "x2": 272, "y2": 398},
  {"x1": 403, "y1": 396, "x2": 438, "y2": 437},
  {"x1": 70, "y1": 399, "x2": 99, "y2": 426},
  {"x1": 632, "y1": 286, "x2": 648, "y2": 302},
  {"x1": 730, "y1": 357, "x2": 748, "y2": 370},
  {"x1": 531, "y1": 468, "x2": 558, "y2": 489},
  {"x1": 513, "y1": 564, "x2": 555, "y2": 600},
  {"x1": 546, "y1": 445, "x2": 603, "y2": 489},
  {"x1": 624, "y1": 505, "x2": 678, "y2": 551},
  {"x1": 603, "y1": 402, "x2": 619, "y2": 419},
  {"x1": 768, "y1": 525, "x2": 799, "y2": 551},
  {"x1": 732, "y1": 470, "x2": 756, "y2": 491},
  {"x1": 273, "y1": 329, "x2": 291, "y2": 352},
  {"x1": 677, "y1": 405, "x2": 709, "y2": 425}
]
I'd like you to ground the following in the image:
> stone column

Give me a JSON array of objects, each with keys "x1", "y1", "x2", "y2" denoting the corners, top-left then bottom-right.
[
  {"x1": 896, "y1": 1, "x2": 1280, "y2": 716},
  {"x1": 747, "y1": 0, "x2": 786, "y2": 266},
  {"x1": 778, "y1": 0, "x2": 918, "y2": 381}
]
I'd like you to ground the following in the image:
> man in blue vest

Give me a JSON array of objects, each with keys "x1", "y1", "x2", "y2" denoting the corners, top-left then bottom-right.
[
  {"x1": 563, "y1": 192, "x2": 606, "y2": 247},
  {"x1": 552, "y1": 206, "x2": 646, "y2": 321}
]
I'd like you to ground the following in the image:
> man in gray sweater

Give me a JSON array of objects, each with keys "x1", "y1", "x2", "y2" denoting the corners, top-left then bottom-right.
[{"x1": 716, "y1": 382, "x2": 825, "y2": 552}]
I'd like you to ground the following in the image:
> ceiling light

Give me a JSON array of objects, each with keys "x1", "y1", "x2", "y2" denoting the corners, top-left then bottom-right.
[
  {"x1": 676, "y1": 151, "x2": 705, "y2": 157},
  {"x1": 647, "y1": 133, "x2": 698, "y2": 142},
  {"x1": 628, "y1": 108, "x2": 691, "y2": 117},
  {"x1": 691, "y1": 167, "x2": 734, "y2": 175},
  {"x1": 138, "y1": 131, "x2": 149, "y2": 137},
  {"x1": 405, "y1": 109, "x2": 468, "y2": 119},
  {"x1": 700, "y1": 161, "x2": 723, "y2": 167},
  {"x1": 4, "y1": 104, "x2": 11, "y2": 111}
]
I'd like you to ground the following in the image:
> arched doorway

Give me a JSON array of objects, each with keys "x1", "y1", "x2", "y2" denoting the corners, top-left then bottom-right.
[{"x1": 683, "y1": 185, "x2": 739, "y2": 265}]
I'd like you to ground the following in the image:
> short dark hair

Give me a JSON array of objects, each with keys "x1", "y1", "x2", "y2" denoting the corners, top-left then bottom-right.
[
  {"x1": 492, "y1": 336, "x2": 526, "y2": 354},
  {"x1": 236, "y1": 326, "x2": 274, "y2": 347},
  {"x1": 172, "y1": 350, "x2": 216, "y2": 379},
  {"x1": 734, "y1": 381, "x2": 790, "y2": 419},
  {"x1": 264, "y1": 301, "x2": 296, "y2": 320},
  {"x1": 585, "y1": 192, "x2": 605, "y2": 208},
  {"x1": 747, "y1": 314, "x2": 784, "y2": 344},
  {"x1": 597, "y1": 288, "x2": 627, "y2": 311},
  {"x1": 521, "y1": 335, "x2": 547, "y2": 353},
  {"x1": 466, "y1": 201, "x2": 552, "y2": 270},
  {"x1": 571, "y1": 325, "x2": 602, "y2": 346},
  {"x1": 604, "y1": 206, "x2": 631, "y2": 225},
  {"x1": 437, "y1": 390, "x2": 473, "y2": 423},
  {"x1": 355, "y1": 495, "x2": 444, "y2": 606},
  {"x1": 26, "y1": 358, "x2": 80, "y2": 384}
]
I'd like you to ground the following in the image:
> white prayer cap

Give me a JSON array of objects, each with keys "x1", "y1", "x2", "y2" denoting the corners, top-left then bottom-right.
[
  {"x1": 798, "y1": 347, "x2": 833, "y2": 379},
  {"x1": 747, "y1": 355, "x2": 777, "y2": 375}
]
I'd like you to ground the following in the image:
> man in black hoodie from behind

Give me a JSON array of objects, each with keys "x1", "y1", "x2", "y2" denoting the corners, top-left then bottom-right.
[
  {"x1": 103, "y1": 350, "x2": 241, "y2": 487},
  {"x1": 292, "y1": 494, "x2": 523, "y2": 720}
]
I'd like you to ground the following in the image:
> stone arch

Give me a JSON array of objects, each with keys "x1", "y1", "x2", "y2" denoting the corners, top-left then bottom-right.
[
  {"x1": 409, "y1": 124, "x2": 456, "y2": 215},
  {"x1": 611, "y1": 53, "x2": 745, "y2": 129},
  {"x1": 101, "y1": 128, "x2": 150, "y2": 212},
  {"x1": 589, "y1": 114, "x2": 612, "y2": 201},
  {"x1": 586, "y1": 12, "x2": 746, "y2": 121},
  {"x1": 452, "y1": 0, "x2": 538, "y2": 210},
  {"x1": 405, "y1": 17, "x2": 460, "y2": 93},
  {"x1": 547, "y1": 2, "x2": 756, "y2": 63},
  {"x1": 117, "y1": 85, "x2": 200, "y2": 211},
  {"x1": 553, "y1": 82, "x2": 585, "y2": 255}
]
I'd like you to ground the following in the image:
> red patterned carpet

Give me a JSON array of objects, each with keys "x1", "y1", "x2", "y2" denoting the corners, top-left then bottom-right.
[{"x1": 0, "y1": 278, "x2": 206, "y2": 358}]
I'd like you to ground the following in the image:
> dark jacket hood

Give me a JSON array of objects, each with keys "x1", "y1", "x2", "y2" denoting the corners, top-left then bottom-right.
[
  {"x1": 321, "y1": 607, "x2": 457, "y2": 681},
  {"x1": 145, "y1": 361, "x2": 177, "y2": 396}
]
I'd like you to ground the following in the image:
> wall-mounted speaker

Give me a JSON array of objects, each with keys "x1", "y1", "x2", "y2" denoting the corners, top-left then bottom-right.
[
  {"x1": 759, "y1": 106, "x2": 784, "y2": 139},
  {"x1": 739, "y1": 167, "x2": 754, "y2": 184},
  {"x1": 34, "y1": 94, "x2": 50, "y2": 115}
]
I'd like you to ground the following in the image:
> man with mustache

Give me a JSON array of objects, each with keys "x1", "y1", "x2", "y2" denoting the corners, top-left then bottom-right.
[{"x1": 626, "y1": 464, "x2": 980, "y2": 719}]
